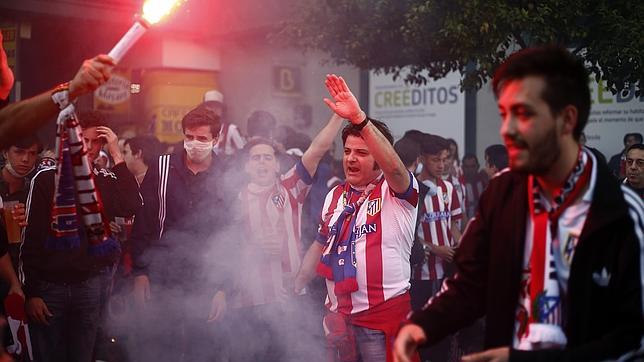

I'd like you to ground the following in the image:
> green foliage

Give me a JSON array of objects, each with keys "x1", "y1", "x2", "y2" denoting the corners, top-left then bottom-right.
[{"x1": 277, "y1": 0, "x2": 643, "y2": 94}]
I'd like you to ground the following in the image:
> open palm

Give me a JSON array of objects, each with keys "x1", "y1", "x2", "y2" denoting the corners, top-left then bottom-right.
[{"x1": 324, "y1": 74, "x2": 362, "y2": 122}]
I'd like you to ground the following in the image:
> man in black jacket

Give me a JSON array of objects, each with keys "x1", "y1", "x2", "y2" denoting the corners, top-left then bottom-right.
[
  {"x1": 130, "y1": 106, "x2": 235, "y2": 361},
  {"x1": 395, "y1": 46, "x2": 643, "y2": 361},
  {"x1": 20, "y1": 111, "x2": 141, "y2": 362}
]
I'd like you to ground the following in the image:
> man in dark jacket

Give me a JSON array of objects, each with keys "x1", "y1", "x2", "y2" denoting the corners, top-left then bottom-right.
[
  {"x1": 394, "y1": 46, "x2": 643, "y2": 362},
  {"x1": 130, "y1": 106, "x2": 235, "y2": 361},
  {"x1": 20, "y1": 111, "x2": 141, "y2": 362}
]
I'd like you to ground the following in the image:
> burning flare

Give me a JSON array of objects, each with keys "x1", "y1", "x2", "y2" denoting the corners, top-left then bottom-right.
[
  {"x1": 142, "y1": 0, "x2": 184, "y2": 25},
  {"x1": 107, "y1": 0, "x2": 184, "y2": 64}
]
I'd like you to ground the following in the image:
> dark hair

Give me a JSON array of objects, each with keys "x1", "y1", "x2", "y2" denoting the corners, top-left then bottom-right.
[
  {"x1": 485, "y1": 144, "x2": 508, "y2": 170},
  {"x1": 419, "y1": 134, "x2": 449, "y2": 156},
  {"x1": 78, "y1": 110, "x2": 109, "y2": 129},
  {"x1": 626, "y1": 143, "x2": 644, "y2": 155},
  {"x1": 124, "y1": 135, "x2": 161, "y2": 167},
  {"x1": 247, "y1": 110, "x2": 277, "y2": 139},
  {"x1": 5, "y1": 135, "x2": 42, "y2": 152},
  {"x1": 341, "y1": 118, "x2": 394, "y2": 145},
  {"x1": 492, "y1": 46, "x2": 591, "y2": 141},
  {"x1": 446, "y1": 138, "x2": 459, "y2": 158},
  {"x1": 181, "y1": 106, "x2": 221, "y2": 136},
  {"x1": 242, "y1": 137, "x2": 278, "y2": 161},
  {"x1": 394, "y1": 137, "x2": 421, "y2": 168},
  {"x1": 462, "y1": 153, "x2": 479, "y2": 166},
  {"x1": 403, "y1": 130, "x2": 425, "y2": 145},
  {"x1": 624, "y1": 133, "x2": 643, "y2": 145}
]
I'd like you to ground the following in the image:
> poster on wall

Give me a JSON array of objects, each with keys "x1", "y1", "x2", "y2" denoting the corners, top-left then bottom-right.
[
  {"x1": 94, "y1": 69, "x2": 131, "y2": 115},
  {"x1": 142, "y1": 69, "x2": 218, "y2": 143},
  {"x1": 585, "y1": 80, "x2": 644, "y2": 159},
  {"x1": 368, "y1": 70, "x2": 465, "y2": 153}
]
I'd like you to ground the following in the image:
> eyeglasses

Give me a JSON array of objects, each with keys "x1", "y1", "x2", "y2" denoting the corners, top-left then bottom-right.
[{"x1": 626, "y1": 158, "x2": 644, "y2": 167}]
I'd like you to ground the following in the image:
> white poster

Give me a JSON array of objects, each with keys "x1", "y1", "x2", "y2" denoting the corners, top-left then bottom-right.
[
  {"x1": 585, "y1": 80, "x2": 644, "y2": 159},
  {"x1": 368, "y1": 70, "x2": 465, "y2": 152}
]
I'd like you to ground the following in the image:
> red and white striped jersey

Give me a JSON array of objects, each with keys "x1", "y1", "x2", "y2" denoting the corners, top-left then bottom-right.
[
  {"x1": 318, "y1": 175, "x2": 419, "y2": 315},
  {"x1": 234, "y1": 161, "x2": 312, "y2": 308},
  {"x1": 464, "y1": 171, "x2": 488, "y2": 218},
  {"x1": 413, "y1": 178, "x2": 462, "y2": 281},
  {"x1": 444, "y1": 173, "x2": 466, "y2": 231}
]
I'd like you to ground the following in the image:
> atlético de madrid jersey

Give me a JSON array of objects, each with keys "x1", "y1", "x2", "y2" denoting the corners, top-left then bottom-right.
[{"x1": 317, "y1": 174, "x2": 419, "y2": 314}]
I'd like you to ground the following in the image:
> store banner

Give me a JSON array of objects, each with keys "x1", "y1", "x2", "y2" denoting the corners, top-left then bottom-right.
[
  {"x1": 142, "y1": 69, "x2": 218, "y2": 143},
  {"x1": 369, "y1": 70, "x2": 465, "y2": 151},
  {"x1": 585, "y1": 80, "x2": 644, "y2": 158}
]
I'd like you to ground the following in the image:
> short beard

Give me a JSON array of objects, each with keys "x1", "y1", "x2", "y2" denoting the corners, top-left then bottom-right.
[{"x1": 516, "y1": 126, "x2": 561, "y2": 175}]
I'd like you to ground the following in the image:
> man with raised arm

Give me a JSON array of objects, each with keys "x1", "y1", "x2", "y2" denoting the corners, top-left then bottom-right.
[{"x1": 295, "y1": 74, "x2": 419, "y2": 362}]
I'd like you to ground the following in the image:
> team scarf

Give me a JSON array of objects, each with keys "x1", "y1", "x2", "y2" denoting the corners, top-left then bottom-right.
[
  {"x1": 46, "y1": 102, "x2": 119, "y2": 258},
  {"x1": 524, "y1": 147, "x2": 592, "y2": 346},
  {"x1": 317, "y1": 175, "x2": 382, "y2": 295}
]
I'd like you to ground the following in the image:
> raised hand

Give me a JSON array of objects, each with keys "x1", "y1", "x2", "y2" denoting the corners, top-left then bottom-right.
[
  {"x1": 69, "y1": 55, "x2": 114, "y2": 100},
  {"x1": 323, "y1": 74, "x2": 365, "y2": 124}
]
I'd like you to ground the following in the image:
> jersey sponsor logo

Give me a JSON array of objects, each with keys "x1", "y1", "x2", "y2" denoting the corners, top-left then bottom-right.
[
  {"x1": 271, "y1": 193, "x2": 285, "y2": 208},
  {"x1": 352, "y1": 223, "x2": 377, "y2": 238},
  {"x1": 366, "y1": 198, "x2": 382, "y2": 216},
  {"x1": 420, "y1": 211, "x2": 451, "y2": 223}
]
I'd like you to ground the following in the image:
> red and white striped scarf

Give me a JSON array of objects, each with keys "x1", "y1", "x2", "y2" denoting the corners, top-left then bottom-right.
[
  {"x1": 47, "y1": 90, "x2": 119, "y2": 258},
  {"x1": 524, "y1": 148, "x2": 592, "y2": 347}
]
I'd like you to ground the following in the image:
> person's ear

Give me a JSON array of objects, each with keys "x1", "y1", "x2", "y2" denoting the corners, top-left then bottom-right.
[{"x1": 560, "y1": 105, "x2": 578, "y2": 137}]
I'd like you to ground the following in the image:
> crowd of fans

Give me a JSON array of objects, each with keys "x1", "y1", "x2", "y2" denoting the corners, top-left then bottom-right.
[{"x1": 0, "y1": 32, "x2": 642, "y2": 362}]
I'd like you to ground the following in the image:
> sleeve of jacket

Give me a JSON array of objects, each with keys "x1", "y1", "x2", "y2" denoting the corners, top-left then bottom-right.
[
  {"x1": 104, "y1": 162, "x2": 142, "y2": 217},
  {"x1": 408, "y1": 181, "x2": 492, "y2": 345},
  {"x1": 129, "y1": 157, "x2": 162, "y2": 277},
  {"x1": 20, "y1": 169, "x2": 54, "y2": 299}
]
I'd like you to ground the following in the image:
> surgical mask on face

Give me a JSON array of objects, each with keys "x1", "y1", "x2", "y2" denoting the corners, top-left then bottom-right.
[
  {"x1": 5, "y1": 159, "x2": 34, "y2": 178},
  {"x1": 184, "y1": 139, "x2": 214, "y2": 162}
]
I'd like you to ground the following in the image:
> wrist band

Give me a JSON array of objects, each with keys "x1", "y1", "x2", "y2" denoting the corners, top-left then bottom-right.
[
  {"x1": 51, "y1": 82, "x2": 71, "y2": 110},
  {"x1": 355, "y1": 116, "x2": 370, "y2": 131}
]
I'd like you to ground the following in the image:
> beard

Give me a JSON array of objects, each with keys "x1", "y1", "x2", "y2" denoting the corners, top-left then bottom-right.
[{"x1": 510, "y1": 126, "x2": 560, "y2": 175}]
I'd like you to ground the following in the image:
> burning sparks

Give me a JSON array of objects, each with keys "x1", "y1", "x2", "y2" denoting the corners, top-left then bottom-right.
[{"x1": 141, "y1": 0, "x2": 185, "y2": 25}]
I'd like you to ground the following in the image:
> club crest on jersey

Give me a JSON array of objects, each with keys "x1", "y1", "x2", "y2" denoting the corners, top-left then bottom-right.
[
  {"x1": 366, "y1": 198, "x2": 382, "y2": 216},
  {"x1": 353, "y1": 223, "x2": 377, "y2": 238},
  {"x1": 271, "y1": 193, "x2": 285, "y2": 208},
  {"x1": 562, "y1": 233, "x2": 579, "y2": 265}
]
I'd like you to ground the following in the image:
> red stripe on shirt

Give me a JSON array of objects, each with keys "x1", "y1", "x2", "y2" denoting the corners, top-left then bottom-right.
[{"x1": 366, "y1": 183, "x2": 385, "y2": 309}]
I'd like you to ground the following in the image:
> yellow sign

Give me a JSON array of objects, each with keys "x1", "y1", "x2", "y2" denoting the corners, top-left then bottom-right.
[{"x1": 142, "y1": 69, "x2": 218, "y2": 143}]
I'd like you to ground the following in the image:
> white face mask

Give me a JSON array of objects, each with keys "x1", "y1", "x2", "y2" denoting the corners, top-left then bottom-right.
[
  {"x1": 5, "y1": 159, "x2": 34, "y2": 178},
  {"x1": 184, "y1": 139, "x2": 214, "y2": 162}
]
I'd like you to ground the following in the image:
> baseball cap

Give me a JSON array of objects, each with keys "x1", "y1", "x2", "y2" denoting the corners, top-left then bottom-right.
[{"x1": 203, "y1": 90, "x2": 224, "y2": 103}]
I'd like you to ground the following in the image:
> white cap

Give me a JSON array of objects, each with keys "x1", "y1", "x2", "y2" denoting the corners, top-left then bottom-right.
[
  {"x1": 203, "y1": 90, "x2": 224, "y2": 103},
  {"x1": 286, "y1": 148, "x2": 304, "y2": 157}
]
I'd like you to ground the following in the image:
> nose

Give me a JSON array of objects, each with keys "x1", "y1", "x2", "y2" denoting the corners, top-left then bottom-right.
[
  {"x1": 346, "y1": 152, "x2": 357, "y2": 163},
  {"x1": 500, "y1": 114, "x2": 517, "y2": 141}
]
